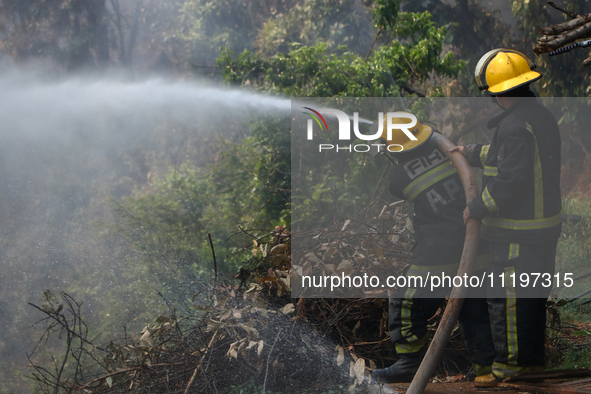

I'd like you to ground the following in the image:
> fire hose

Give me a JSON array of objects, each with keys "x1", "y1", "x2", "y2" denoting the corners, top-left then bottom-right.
[
  {"x1": 405, "y1": 133, "x2": 481, "y2": 394},
  {"x1": 549, "y1": 38, "x2": 591, "y2": 56}
]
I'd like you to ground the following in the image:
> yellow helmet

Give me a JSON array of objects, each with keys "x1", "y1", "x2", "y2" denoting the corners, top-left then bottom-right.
[
  {"x1": 379, "y1": 112, "x2": 434, "y2": 153},
  {"x1": 475, "y1": 49, "x2": 541, "y2": 95}
]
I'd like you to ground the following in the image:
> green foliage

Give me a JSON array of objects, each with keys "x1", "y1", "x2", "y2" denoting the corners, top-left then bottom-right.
[
  {"x1": 217, "y1": 4, "x2": 463, "y2": 226},
  {"x1": 548, "y1": 300, "x2": 591, "y2": 370},
  {"x1": 177, "y1": 0, "x2": 294, "y2": 65},
  {"x1": 256, "y1": 0, "x2": 374, "y2": 57},
  {"x1": 558, "y1": 340, "x2": 591, "y2": 370},
  {"x1": 402, "y1": 0, "x2": 509, "y2": 96},
  {"x1": 556, "y1": 198, "x2": 591, "y2": 291},
  {"x1": 557, "y1": 301, "x2": 591, "y2": 325},
  {"x1": 6, "y1": 0, "x2": 591, "y2": 391},
  {"x1": 553, "y1": 197, "x2": 591, "y2": 348},
  {"x1": 218, "y1": 11, "x2": 464, "y2": 98},
  {"x1": 114, "y1": 114, "x2": 291, "y2": 277},
  {"x1": 219, "y1": 43, "x2": 393, "y2": 96},
  {"x1": 115, "y1": 165, "x2": 208, "y2": 266},
  {"x1": 197, "y1": 116, "x2": 291, "y2": 231},
  {"x1": 248, "y1": 117, "x2": 292, "y2": 223},
  {"x1": 0, "y1": 0, "x2": 106, "y2": 69},
  {"x1": 0, "y1": 0, "x2": 183, "y2": 72},
  {"x1": 373, "y1": 0, "x2": 400, "y2": 32},
  {"x1": 292, "y1": 157, "x2": 390, "y2": 227}
]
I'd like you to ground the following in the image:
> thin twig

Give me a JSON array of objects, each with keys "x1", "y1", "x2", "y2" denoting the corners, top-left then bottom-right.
[
  {"x1": 263, "y1": 328, "x2": 282, "y2": 394},
  {"x1": 366, "y1": 30, "x2": 382, "y2": 59},
  {"x1": 53, "y1": 326, "x2": 72, "y2": 394},
  {"x1": 184, "y1": 331, "x2": 218, "y2": 394},
  {"x1": 237, "y1": 225, "x2": 258, "y2": 239},
  {"x1": 155, "y1": 290, "x2": 183, "y2": 337},
  {"x1": 369, "y1": 162, "x2": 391, "y2": 205},
  {"x1": 574, "y1": 269, "x2": 591, "y2": 281},
  {"x1": 76, "y1": 363, "x2": 186, "y2": 391},
  {"x1": 29, "y1": 303, "x2": 107, "y2": 352},
  {"x1": 227, "y1": 229, "x2": 276, "y2": 256},
  {"x1": 568, "y1": 288, "x2": 591, "y2": 302},
  {"x1": 184, "y1": 366, "x2": 199, "y2": 393},
  {"x1": 76, "y1": 367, "x2": 142, "y2": 390},
  {"x1": 548, "y1": 2, "x2": 580, "y2": 19},
  {"x1": 208, "y1": 233, "x2": 218, "y2": 284},
  {"x1": 226, "y1": 226, "x2": 275, "y2": 243},
  {"x1": 26, "y1": 353, "x2": 58, "y2": 384}
]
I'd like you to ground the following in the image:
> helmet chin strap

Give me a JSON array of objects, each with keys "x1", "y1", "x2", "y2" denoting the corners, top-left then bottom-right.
[
  {"x1": 495, "y1": 96, "x2": 505, "y2": 110},
  {"x1": 490, "y1": 95, "x2": 505, "y2": 110}
]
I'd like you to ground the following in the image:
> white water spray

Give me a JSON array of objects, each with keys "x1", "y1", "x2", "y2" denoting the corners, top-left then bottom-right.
[
  {"x1": 0, "y1": 73, "x2": 293, "y2": 389},
  {"x1": 0, "y1": 73, "x2": 291, "y2": 141}
]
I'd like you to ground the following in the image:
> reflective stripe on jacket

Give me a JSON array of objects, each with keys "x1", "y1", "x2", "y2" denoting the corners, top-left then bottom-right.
[
  {"x1": 463, "y1": 95, "x2": 561, "y2": 243},
  {"x1": 389, "y1": 140, "x2": 466, "y2": 265}
]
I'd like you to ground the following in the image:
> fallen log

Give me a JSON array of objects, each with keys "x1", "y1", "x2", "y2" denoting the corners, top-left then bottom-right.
[
  {"x1": 535, "y1": 2, "x2": 591, "y2": 66},
  {"x1": 535, "y1": 22, "x2": 591, "y2": 53},
  {"x1": 503, "y1": 368, "x2": 591, "y2": 383},
  {"x1": 539, "y1": 14, "x2": 591, "y2": 36}
]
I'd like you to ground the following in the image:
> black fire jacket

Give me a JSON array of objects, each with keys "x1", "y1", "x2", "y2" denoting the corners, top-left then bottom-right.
[
  {"x1": 389, "y1": 140, "x2": 466, "y2": 266},
  {"x1": 463, "y1": 95, "x2": 562, "y2": 244}
]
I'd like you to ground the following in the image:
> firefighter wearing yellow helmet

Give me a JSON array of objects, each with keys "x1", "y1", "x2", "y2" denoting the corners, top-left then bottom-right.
[
  {"x1": 450, "y1": 49, "x2": 562, "y2": 388},
  {"x1": 372, "y1": 112, "x2": 495, "y2": 384},
  {"x1": 475, "y1": 48, "x2": 541, "y2": 95},
  {"x1": 376, "y1": 112, "x2": 434, "y2": 154}
]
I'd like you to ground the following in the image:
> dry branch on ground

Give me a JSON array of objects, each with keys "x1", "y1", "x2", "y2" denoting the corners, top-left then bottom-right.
[
  {"x1": 535, "y1": 2, "x2": 591, "y2": 66},
  {"x1": 31, "y1": 204, "x2": 538, "y2": 392}
]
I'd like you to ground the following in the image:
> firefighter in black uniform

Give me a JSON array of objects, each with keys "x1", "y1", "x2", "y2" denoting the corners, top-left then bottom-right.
[
  {"x1": 371, "y1": 114, "x2": 495, "y2": 383},
  {"x1": 450, "y1": 48, "x2": 562, "y2": 387}
]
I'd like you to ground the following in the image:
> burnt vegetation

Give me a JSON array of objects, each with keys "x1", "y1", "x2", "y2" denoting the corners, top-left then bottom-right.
[{"x1": 0, "y1": 0, "x2": 590, "y2": 392}]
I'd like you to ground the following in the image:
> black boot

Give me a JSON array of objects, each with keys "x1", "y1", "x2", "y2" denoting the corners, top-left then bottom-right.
[{"x1": 371, "y1": 353, "x2": 422, "y2": 384}]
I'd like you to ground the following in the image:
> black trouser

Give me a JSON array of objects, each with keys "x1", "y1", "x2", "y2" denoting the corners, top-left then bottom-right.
[
  {"x1": 388, "y1": 259, "x2": 496, "y2": 370},
  {"x1": 486, "y1": 241, "x2": 556, "y2": 378},
  {"x1": 459, "y1": 297, "x2": 497, "y2": 374}
]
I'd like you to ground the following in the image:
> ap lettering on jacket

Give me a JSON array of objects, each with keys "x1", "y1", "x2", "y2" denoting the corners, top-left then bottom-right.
[
  {"x1": 404, "y1": 149, "x2": 447, "y2": 180},
  {"x1": 426, "y1": 179, "x2": 462, "y2": 213}
]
